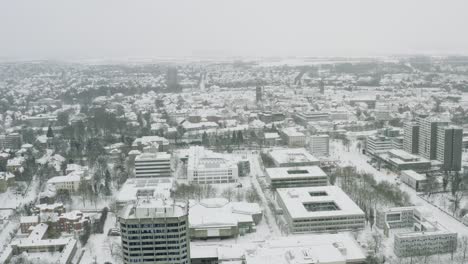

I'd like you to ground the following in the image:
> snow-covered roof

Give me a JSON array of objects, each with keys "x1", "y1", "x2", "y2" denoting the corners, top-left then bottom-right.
[
  {"x1": 266, "y1": 166, "x2": 327, "y2": 180},
  {"x1": 276, "y1": 186, "x2": 364, "y2": 219}
]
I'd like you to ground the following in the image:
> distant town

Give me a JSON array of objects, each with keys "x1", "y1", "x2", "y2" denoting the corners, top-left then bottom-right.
[{"x1": 1, "y1": 56, "x2": 468, "y2": 264}]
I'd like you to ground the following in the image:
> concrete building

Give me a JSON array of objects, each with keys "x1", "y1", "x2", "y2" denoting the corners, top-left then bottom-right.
[
  {"x1": 266, "y1": 166, "x2": 328, "y2": 189},
  {"x1": 294, "y1": 112, "x2": 330, "y2": 125},
  {"x1": 394, "y1": 221, "x2": 457, "y2": 257},
  {"x1": 268, "y1": 148, "x2": 319, "y2": 167},
  {"x1": 403, "y1": 122, "x2": 420, "y2": 154},
  {"x1": 0, "y1": 171, "x2": 15, "y2": 192},
  {"x1": 276, "y1": 186, "x2": 365, "y2": 233},
  {"x1": 366, "y1": 135, "x2": 393, "y2": 155},
  {"x1": 376, "y1": 206, "x2": 457, "y2": 257},
  {"x1": 400, "y1": 170, "x2": 427, "y2": 192},
  {"x1": 309, "y1": 134, "x2": 330, "y2": 156},
  {"x1": 378, "y1": 149, "x2": 431, "y2": 172},
  {"x1": 187, "y1": 146, "x2": 238, "y2": 184},
  {"x1": 47, "y1": 175, "x2": 82, "y2": 193},
  {"x1": 418, "y1": 117, "x2": 449, "y2": 160},
  {"x1": 167, "y1": 67, "x2": 181, "y2": 93},
  {"x1": 117, "y1": 178, "x2": 173, "y2": 208},
  {"x1": 279, "y1": 127, "x2": 306, "y2": 148},
  {"x1": 256, "y1": 86, "x2": 263, "y2": 103},
  {"x1": 134, "y1": 152, "x2": 172, "y2": 178},
  {"x1": 189, "y1": 198, "x2": 262, "y2": 239},
  {"x1": 436, "y1": 125, "x2": 463, "y2": 172},
  {"x1": 118, "y1": 199, "x2": 190, "y2": 264}
]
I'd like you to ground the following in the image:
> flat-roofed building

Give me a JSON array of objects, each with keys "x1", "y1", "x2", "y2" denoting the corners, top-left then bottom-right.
[
  {"x1": 116, "y1": 178, "x2": 174, "y2": 208},
  {"x1": 266, "y1": 166, "x2": 328, "y2": 189},
  {"x1": 187, "y1": 146, "x2": 238, "y2": 184},
  {"x1": 276, "y1": 186, "x2": 365, "y2": 233},
  {"x1": 418, "y1": 117, "x2": 449, "y2": 160},
  {"x1": 309, "y1": 134, "x2": 330, "y2": 157},
  {"x1": 400, "y1": 170, "x2": 427, "y2": 191},
  {"x1": 394, "y1": 221, "x2": 457, "y2": 257},
  {"x1": 294, "y1": 112, "x2": 330, "y2": 125},
  {"x1": 380, "y1": 149, "x2": 431, "y2": 172},
  {"x1": 366, "y1": 135, "x2": 392, "y2": 155},
  {"x1": 134, "y1": 152, "x2": 172, "y2": 178},
  {"x1": 436, "y1": 125, "x2": 463, "y2": 172},
  {"x1": 268, "y1": 148, "x2": 319, "y2": 167},
  {"x1": 279, "y1": 127, "x2": 306, "y2": 148}
]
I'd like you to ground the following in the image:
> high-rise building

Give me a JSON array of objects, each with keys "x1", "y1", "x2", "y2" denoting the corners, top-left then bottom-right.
[
  {"x1": 119, "y1": 199, "x2": 190, "y2": 264},
  {"x1": 403, "y1": 122, "x2": 420, "y2": 154},
  {"x1": 437, "y1": 125, "x2": 463, "y2": 171},
  {"x1": 167, "y1": 67, "x2": 181, "y2": 93},
  {"x1": 417, "y1": 117, "x2": 448, "y2": 160},
  {"x1": 318, "y1": 79, "x2": 325, "y2": 94},
  {"x1": 256, "y1": 86, "x2": 262, "y2": 102}
]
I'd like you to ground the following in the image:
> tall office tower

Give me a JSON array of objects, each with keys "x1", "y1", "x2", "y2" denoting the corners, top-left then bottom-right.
[
  {"x1": 167, "y1": 67, "x2": 181, "y2": 93},
  {"x1": 256, "y1": 86, "x2": 263, "y2": 102},
  {"x1": 119, "y1": 199, "x2": 190, "y2": 264},
  {"x1": 403, "y1": 122, "x2": 420, "y2": 154},
  {"x1": 318, "y1": 79, "x2": 325, "y2": 94},
  {"x1": 418, "y1": 117, "x2": 449, "y2": 160},
  {"x1": 437, "y1": 126, "x2": 463, "y2": 172}
]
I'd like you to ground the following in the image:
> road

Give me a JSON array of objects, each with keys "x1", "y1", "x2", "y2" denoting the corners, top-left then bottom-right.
[{"x1": 331, "y1": 139, "x2": 468, "y2": 237}]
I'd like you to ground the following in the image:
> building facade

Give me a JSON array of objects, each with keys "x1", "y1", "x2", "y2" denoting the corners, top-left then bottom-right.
[
  {"x1": 134, "y1": 152, "x2": 172, "y2": 178},
  {"x1": 119, "y1": 199, "x2": 190, "y2": 264},
  {"x1": 403, "y1": 122, "x2": 419, "y2": 154},
  {"x1": 309, "y1": 135, "x2": 330, "y2": 157},
  {"x1": 418, "y1": 117, "x2": 448, "y2": 160},
  {"x1": 436, "y1": 125, "x2": 463, "y2": 172},
  {"x1": 187, "y1": 146, "x2": 238, "y2": 184}
]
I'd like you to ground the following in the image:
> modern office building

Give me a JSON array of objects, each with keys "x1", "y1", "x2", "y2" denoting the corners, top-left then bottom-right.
[
  {"x1": 309, "y1": 134, "x2": 330, "y2": 156},
  {"x1": 134, "y1": 152, "x2": 172, "y2": 178},
  {"x1": 187, "y1": 146, "x2": 238, "y2": 184},
  {"x1": 189, "y1": 198, "x2": 262, "y2": 239},
  {"x1": 376, "y1": 206, "x2": 457, "y2": 257},
  {"x1": 418, "y1": 117, "x2": 449, "y2": 160},
  {"x1": 118, "y1": 199, "x2": 190, "y2": 264},
  {"x1": 436, "y1": 125, "x2": 463, "y2": 172},
  {"x1": 366, "y1": 135, "x2": 393, "y2": 155},
  {"x1": 294, "y1": 112, "x2": 330, "y2": 125},
  {"x1": 279, "y1": 127, "x2": 306, "y2": 148},
  {"x1": 382, "y1": 149, "x2": 431, "y2": 172},
  {"x1": 268, "y1": 148, "x2": 320, "y2": 167},
  {"x1": 116, "y1": 178, "x2": 174, "y2": 208},
  {"x1": 276, "y1": 186, "x2": 365, "y2": 233},
  {"x1": 266, "y1": 166, "x2": 328, "y2": 189},
  {"x1": 403, "y1": 122, "x2": 420, "y2": 154},
  {"x1": 394, "y1": 221, "x2": 457, "y2": 257},
  {"x1": 400, "y1": 170, "x2": 427, "y2": 192}
]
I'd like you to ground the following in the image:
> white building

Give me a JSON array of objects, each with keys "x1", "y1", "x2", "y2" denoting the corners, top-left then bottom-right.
[
  {"x1": 187, "y1": 146, "x2": 238, "y2": 184},
  {"x1": 366, "y1": 135, "x2": 392, "y2": 155},
  {"x1": 276, "y1": 186, "x2": 365, "y2": 233},
  {"x1": 47, "y1": 175, "x2": 82, "y2": 193},
  {"x1": 268, "y1": 148, "x2": 319, "y2": 167},
  {"x1": 266, "y1": 166, "x2": 328, "y2": 189},
  {"x1": 309, "y1": 135, "x2": 330, "y2": 157},
  {"x1": 280, "y1": 127, "x2": 306, "y2": 148},
  {"x1": 116, "y1": 178, "x2": 174, "y2": 208},
  {"x1": 134, "y1": 152, "x2": 172, "y2": 178}
]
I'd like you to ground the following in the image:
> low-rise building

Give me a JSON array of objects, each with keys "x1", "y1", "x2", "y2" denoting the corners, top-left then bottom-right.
[
  {"x1": 187, "y1": 146, "x2": 238, "y2": 184},
  {"x1": 280, "y1": 127, "x2": 306, "y2": 148},
  {"x1": 116, "y1": 178, "x2": 174, "y2": 208},
  {"x1": 400, "y1": 170, "x2": 427, "y2": 191},
  {"x1": 0, "y1": 171, "x2": 15, "y2": 192},
  {"x1": 266, "y1": 166, "x2": 328, "y2": 189},
  {"x1": 134, "y1": 152, "x2": 172, "y2": 178},
  {"x1": 189, "y1": 198, "x2": 262, "y2": 239},
  {"x1": 380, "y1": 149, "x2": 431, "y2": 172},
  {"x1": 276, "y1": 186, "x2": 365, "y2": 233},
  {"x1": 268, "y1": 148, "x2": 319, "y2": 167},
  {"x1": 366, "y1": 135, "x2": 392, "y2": 155}
]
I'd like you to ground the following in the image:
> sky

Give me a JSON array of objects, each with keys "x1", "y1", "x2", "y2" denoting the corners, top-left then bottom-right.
[{"x1": 1, "y1": 0, "x2": 468, "y2": 60}]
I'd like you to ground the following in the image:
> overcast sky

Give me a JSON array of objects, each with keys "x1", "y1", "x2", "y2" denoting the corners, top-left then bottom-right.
[{"x1": 1, "y1": 0, "x2": 467, "y2": 60}]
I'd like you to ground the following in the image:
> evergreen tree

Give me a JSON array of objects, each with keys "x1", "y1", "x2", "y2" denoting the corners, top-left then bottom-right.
[
  {"x1": 237, "y1": 130, "x2": 244, "y2": 144},
  {"x1": 46, "y1": 125, "x2": 54, "y2": 138}
]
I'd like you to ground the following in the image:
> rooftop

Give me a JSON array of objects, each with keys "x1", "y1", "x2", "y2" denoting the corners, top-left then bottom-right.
[
  {"x1": 276, "y1": 186, "x2": 364, "y2": 219},
  {"x1": 120, "y1": 198, "x2": 187, "y2": 219},
  {"x1": 117, "y1": 178, "x2": 173, "y2": 204},
  {"x1": 268, "y1": 148, "x2": 319, "y2": 165},
  {"x1": 266, "y1": 166, "x2": 327, "y2": 180}
]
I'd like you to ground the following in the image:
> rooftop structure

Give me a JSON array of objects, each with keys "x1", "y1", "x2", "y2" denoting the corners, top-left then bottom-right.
[
  {"x1": 116, "y1": 178, "x2": 174, "y2": 208},
  {"x1": 266, "y1": 166, "x2": 328, "y2": 189},
  {"x1": 276, "y1": 186, "x2": 365, "y2": 233},
  {"x1": 187, "y1": 146, "x2": 238, "y2": 184},
  {"x1": 268, "y1": 148, "x2": 319, "y2": 167}
]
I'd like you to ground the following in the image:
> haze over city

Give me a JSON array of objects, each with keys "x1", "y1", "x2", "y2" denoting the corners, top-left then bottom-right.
[{"x1": 1, "y1": 0, "x2": 468, "y2": 60}]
